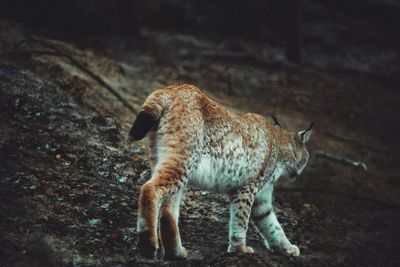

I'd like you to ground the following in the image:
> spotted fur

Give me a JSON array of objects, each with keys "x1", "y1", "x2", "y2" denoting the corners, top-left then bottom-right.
[{"x1": 128, "y1": 84, "x2": 312, "y2": 259}]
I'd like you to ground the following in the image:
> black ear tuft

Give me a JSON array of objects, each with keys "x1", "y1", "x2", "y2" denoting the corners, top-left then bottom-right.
[
  {"x1": 271, "y1": 114, "x2": 282, "y2": 127},
  {"x1": 304, "y1": 121, "x2": 315, "y2": 133},
  {"x1": 128, "y1": 111, "x2": 158, "y2": 141}
]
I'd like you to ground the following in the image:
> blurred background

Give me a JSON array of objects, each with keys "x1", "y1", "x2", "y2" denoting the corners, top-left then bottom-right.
[{"x1": 0, "y1": 1, "x2": 400, "y2": 266}]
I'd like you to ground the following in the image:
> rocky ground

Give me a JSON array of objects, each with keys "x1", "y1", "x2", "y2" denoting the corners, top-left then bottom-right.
[{"x1": 1, "y1": 19, "x2": 400, "y2": 266}]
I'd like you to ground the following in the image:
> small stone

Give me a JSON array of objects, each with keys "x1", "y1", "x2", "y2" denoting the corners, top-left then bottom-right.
[
  {"x1": 87, "y1": 218, "x2": 101, "y2": 226},
  {"x1": 118, "y1": 176, "x2": 127, "y2": 183},
  {"x1": 100, "y1": 203, "x2": 109, "y2": 209}
]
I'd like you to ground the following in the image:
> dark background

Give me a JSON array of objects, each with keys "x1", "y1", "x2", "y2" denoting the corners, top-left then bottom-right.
[{"x1": 1, "y1": 1, "x2": 400, "y2": 266}]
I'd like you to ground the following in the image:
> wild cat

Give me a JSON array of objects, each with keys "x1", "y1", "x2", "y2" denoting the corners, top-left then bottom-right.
[{"x1": 128, "y1": 84, "x2": 313, "y2": 260}]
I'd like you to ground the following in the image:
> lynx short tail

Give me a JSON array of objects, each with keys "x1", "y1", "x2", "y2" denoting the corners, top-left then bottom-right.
[
  {"x1": 128, "y1": 89, "x2": 172, "y2": 140},
  {"x1": 128, "y1": 111, "x2": 158, "y2": 140}
]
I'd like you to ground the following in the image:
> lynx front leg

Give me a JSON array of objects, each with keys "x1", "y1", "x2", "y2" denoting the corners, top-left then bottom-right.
[
  {"x1": 160, "y1": 189, "x2": 188, "y2": 260},
  {"x1": 251, "y1": 186, "x2": 300, "y2": 256},
  {"x1": 227, "y1": 187, "x2": 257, "y2": 254}
]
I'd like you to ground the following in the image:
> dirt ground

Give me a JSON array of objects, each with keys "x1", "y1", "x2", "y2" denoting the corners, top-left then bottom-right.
[{"x1": 1, "y1": 19, "x2": 400, "y2": 266}]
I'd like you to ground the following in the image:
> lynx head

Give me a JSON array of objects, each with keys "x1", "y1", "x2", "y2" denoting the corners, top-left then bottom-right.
[{"x1": 282, "y1": 121, "x2": 314, "y2": 180}]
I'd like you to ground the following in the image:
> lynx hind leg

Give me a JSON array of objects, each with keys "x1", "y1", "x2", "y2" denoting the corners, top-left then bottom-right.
[
  {"x1": 137, "y1": 181, "x2": 161, "y2": 258},
  {"x1": 160, "y1": 189, "x2": 188, "y2": 260},
  {"x1": 137, "y1": 160, "x2": 188, "y2": 258},
  {"x1": 137, "y1": 102, "x2": 200, "y2": 259}
]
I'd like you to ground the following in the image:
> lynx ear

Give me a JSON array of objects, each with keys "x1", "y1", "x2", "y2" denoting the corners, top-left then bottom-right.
[{"x1": 298, "y1": 121, "x2": 314, "y2": 144}]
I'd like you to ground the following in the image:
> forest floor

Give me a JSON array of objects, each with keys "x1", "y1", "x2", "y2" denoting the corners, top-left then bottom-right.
[{"x1": 1, "y1": 19, "x2": 400, "y2": 266}]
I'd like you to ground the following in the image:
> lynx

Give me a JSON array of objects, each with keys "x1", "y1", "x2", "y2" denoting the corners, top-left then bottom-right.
[{"x1": 128, "y1": 84, "x2": 313, "y2": 260}]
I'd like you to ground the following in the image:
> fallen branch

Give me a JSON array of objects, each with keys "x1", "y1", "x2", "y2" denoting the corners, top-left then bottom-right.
[
  {"x1": 3, "y1": 49, "x2": 68, "y2": 58},
  {"x1": 313, "y1": 149, "x2": 367, "y2": 171},
  {"x1": 4, "y1": 37, "x2": 137, "y2": 114},
  {"x1": 321, "y1": 130, "x2": 386, "y2": 153}
]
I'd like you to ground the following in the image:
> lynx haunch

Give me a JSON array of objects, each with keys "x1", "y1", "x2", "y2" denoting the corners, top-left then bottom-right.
[{"x1": 128, "y1": 84, "x2": 313, "y2": 260}]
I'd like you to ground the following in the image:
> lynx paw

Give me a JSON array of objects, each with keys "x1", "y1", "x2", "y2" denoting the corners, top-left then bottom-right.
[
  {"x1": 228, "y1": 244, "x2": 254, "y2": 254},
  {"x1": 165, "y1": 246, "x2": 188, "y2": 260},
  {"x1": 138, "y1": 230, "x2": 158, "y2": 258},
  {"x1": 285, "y1": 244, "x2": 300, "y2": 257}
]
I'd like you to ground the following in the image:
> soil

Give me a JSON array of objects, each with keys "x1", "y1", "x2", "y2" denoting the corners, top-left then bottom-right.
[{"x1": 1, "y1": 19, "x2": 400, "y2": 266}]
